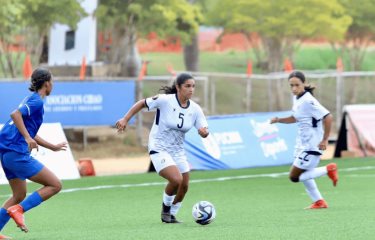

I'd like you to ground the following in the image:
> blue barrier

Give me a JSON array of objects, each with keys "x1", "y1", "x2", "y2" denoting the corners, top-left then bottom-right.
[
  {"x1": 0, "y1": 81, "x2": 135, "y2": 126},
  {"x1": 185, "y1": 112, "x2": 297, "y2": 170}
]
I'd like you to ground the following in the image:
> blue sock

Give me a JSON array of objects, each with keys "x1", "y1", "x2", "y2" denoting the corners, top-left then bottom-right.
[
  {"x1": 20, "y1": 192, "x2": 43, "y2": 212},
  {"x1": 0, "y1": 208, "x2": 10, "y2": 231}
]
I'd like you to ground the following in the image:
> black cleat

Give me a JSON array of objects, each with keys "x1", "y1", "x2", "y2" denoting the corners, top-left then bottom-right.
[
  {"x1": 161, "y1": 203, "x2": 171, "y2": 223},
  {"x1": 170, "y1": 215, "x2": 182, "y2": 223}
]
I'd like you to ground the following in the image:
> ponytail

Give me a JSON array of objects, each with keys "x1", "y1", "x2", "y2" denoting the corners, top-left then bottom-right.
[{"x1": 159, "y1": 73, "x2": 194, "y2": 94}]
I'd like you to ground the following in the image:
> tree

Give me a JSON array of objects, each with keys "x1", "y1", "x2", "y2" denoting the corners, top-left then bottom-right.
[
  {"x1": 334, "y1": 0, "x2": 375, "y2": 71},
  {"x1": 332, "y1": 0, "x2": 375, "y2": 103},
  {"x1": 207, "y1": 0, "x2": 351, "y2": 72},
  {"x1": 97, "y1": 0, "x2": 202, "y2": 77},
  {"x1": 0, "y1": 0, "x2": 86, "y2": 77}
]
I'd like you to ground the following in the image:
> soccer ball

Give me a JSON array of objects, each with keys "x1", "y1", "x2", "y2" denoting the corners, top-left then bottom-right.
[{"x1": 192, "y1": 201, "x2": 216, "y2": 225}]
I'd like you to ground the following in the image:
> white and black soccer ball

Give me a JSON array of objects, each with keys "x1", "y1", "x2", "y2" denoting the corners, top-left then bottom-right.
[{"x1": 192, "y1": 201, "x2": 216, "y2": 225}]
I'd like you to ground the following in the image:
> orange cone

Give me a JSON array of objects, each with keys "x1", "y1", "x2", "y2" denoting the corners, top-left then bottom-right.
[
  {"x1": 138, "y1": 61, "x2": 148, "y2": 81},
  {"x1": 23, "y1": 54, "x2": 32, "y2": 79},
  {"x1": 336, "y1": 57, "x2": 343, "y2": 72},
  {"x1": 167, "y1": 63, "x2": 176, "y2": 76},
  {"x1": 246, "y1": 61, "x2": 252, "y2": 77},
  {"x1": 79, "y1": 56, "x2": 86, "y2": 80},
  {"x1": 78, "y1": 159, "x2": 96, "y2": 176},
  {"x1": 284, "y1": 58, "x2": 293, "y2": 73}
]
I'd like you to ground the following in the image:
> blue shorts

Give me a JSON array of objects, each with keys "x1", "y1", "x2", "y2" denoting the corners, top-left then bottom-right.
[{"x1": 0, "y1": 151, "x2": 44, "y2": 180}]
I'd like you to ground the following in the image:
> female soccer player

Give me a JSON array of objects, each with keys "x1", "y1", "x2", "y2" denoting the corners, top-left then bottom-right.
[
  {"x1": 0, "y1": 68, "x2": 66, "y2": 238},
  {"x1": 116, "y1": 73, "x2": 209, "y2": 223},
  {"x1": 270, "y1": 71, "x2": 338, "y2": 209}
]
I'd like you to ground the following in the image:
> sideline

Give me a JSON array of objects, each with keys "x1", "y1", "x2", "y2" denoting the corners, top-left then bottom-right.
[{"x1": 0, "y1": 166, "x2": 374, "y2": 198}]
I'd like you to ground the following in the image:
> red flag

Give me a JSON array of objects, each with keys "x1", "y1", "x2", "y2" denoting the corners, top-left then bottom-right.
[
  {"x1": 336, "y1": 57, "x2": 343, "y2": 72},
  {"x1": 79, "y1": 56, "x2": 86, "y2": 80},
  {"x1": 138, "y1": 61, "x2": 148, "y2": 81},
  {"x1": 284, "y1": 58, "x2": 293, "y2": 73},
  {"x1": 167, "y1": 63, "x2": 176, "y2": 76},
  {"x1": 23, "y1": 54, "x2": 32, "y2": 79},
  {"x1": 246, "y1": 61, "x2": 252, "y2": 77}
]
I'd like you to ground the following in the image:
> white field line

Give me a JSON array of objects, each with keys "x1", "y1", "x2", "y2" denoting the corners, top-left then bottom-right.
[{"x1": 0, "y1": 165, "x2": 374, "y2": 198}]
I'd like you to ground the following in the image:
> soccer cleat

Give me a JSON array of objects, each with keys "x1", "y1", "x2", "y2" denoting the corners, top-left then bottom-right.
[
  {"x1": 170, "y1": 215, "x2": 182, "y2": 224},
  {"x1": 0, "y1": 233, "x2": 12, "y2": 239},
  {"x1": 161, "y1": 203, "x2": 171, "y2": 223},
  {"x1": 7, "y1": 205, "x2": 28, "y2": 233},
  {"x1": 326, "y1": 163, "x2": 338, "y2": 186},
  {"x1": 304, "y1": 199, "x2": 328, "y2": 210}
]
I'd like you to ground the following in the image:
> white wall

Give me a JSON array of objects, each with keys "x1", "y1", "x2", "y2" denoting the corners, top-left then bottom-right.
[{"x1": 48, "y1": 0, "x2": 98, "y2": 66}]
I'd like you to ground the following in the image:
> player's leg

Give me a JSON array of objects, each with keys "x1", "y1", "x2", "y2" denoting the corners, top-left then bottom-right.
[
  {"x1": 8, "y1": 166, "x2": 61, "y2": 232},
  {"x1": 150, "y1": 151, "x2": 185, "y2": 223},
  {"x1": 170, "y1": 172, "x2": 189, "y2": 223},
  {"x1": 159, "y1": 165, "x2": 182, "y2": 223},
  {"x1": 0, "y1": 179, "x2": 26, "y2": 237},
  {"x1": 169, "y1": 156, "x2": 190, "y2": 222},
  {"x1": 291, "y1": 152, "x2": 328, "y2": 209}
]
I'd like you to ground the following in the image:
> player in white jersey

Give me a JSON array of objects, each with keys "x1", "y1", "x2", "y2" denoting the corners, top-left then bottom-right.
[
  {"x1": 116, "y1": 73, "x2": 209, "y2": 223},
  {"x1": 270, "y1": 71, "x2": 338, "y2": 209}
]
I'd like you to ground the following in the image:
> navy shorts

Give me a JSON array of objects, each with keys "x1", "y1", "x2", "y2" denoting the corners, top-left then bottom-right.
[{"x1": 0, "y1": 151, "x2": 44, "y2": 180}]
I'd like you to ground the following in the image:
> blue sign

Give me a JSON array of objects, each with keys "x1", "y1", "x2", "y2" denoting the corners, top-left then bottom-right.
[
  {"x1": 0, "y1": 81, "x2": 135, "y2": 126},
  {"x1": 185, "y1": 112, "x2": 297, "y2": 170}
]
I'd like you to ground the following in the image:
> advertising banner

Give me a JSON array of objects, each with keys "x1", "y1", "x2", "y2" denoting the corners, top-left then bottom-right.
[
  {"x1": 185, "y1": 112, "x2": 297, "y2": 170},
  {"x1": 0, "y1": 81, "x2": 135, "y2": 126}
]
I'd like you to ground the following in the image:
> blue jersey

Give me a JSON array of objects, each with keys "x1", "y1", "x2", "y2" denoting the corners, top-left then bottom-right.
[{"x1": 0, "y1": 92, "x2": 44, "y2": 154}]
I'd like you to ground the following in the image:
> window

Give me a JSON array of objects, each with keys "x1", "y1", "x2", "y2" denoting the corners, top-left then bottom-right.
[{"x1": 65, "y1": 30, "x2": 75, "y2": 50}]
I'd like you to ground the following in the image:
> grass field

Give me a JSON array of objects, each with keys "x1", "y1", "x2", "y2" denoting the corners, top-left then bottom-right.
[{"x1": 0, "y1": 157, "x2": 374, "y2": 239}]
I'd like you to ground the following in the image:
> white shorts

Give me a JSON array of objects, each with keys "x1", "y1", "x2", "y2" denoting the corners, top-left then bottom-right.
[
  {"x1": 293, "y1": 151, "x2": 321, "y2": 170},
  {"x1": 150, "y1": 151, "x2": 190, "y2": 174}
]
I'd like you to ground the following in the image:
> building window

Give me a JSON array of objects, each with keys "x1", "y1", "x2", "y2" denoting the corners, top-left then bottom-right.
[{"x1": 65, "y1": 30, "x2": 75, "y2": 50}]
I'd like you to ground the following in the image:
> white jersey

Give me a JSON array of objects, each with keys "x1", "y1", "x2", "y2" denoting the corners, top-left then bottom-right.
[
  {"x1": 145, "y1": 94, "x2": 208, "y2": 157},
  {"x1": 292, "y1": 91, "x2": 330, "y2": 155}
]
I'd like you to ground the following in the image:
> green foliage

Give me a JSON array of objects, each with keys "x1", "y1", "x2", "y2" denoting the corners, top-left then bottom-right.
[
  {"x1": 22, "y1": 0, "x2": 87, "y2": 31},
  {"x1": 340, "y1": 0, "x2": 375, "y2": 38},
  {"x1": 97, "y1": 0, "x2": 202, "y2": 44},
  {"x1": 208, "y1": 0, "x2": 351, "y2": 41}
]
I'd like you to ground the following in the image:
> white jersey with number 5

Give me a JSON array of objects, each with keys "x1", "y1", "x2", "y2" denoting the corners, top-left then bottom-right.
[
  {"x1": 145, "y1": 94, "x2": 208, "y2": 157},
  {"x1": 292, "y1": 91, "x2": 330, "y2": 155}
]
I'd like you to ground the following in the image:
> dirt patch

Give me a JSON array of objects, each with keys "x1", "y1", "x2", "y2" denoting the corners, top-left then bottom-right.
[{"x1": 69, "y1": 126, "x2": 150, "y2": 176}]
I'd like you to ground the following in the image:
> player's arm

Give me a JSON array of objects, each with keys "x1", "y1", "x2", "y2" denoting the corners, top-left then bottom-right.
[
  {"x1": 318, "y1": 113, "x2": 332, "y2": 150},
  {"x1": 10, "y1": 109, "x2": 38, "y2": 151},
  {"x1": 270, "y1": 115, "x2": 296, "y2": 124},
  {"x1": 115, "y1": 99, "x2": 146, "y2": 132},
  {"x1": 34, "y1": 135, "x2": 67, "y2": 152}
]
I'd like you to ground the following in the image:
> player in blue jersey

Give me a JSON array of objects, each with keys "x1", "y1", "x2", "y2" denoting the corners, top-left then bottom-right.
[
  {"x1": 270, "y1": 71, "x2": 338, "y2": 210},
  {"x1": 0, "y1": 68, "x2": 66, "y2": 238},
  {"x1": 116, "y1": 73, "x2": 209, "y2": 223}
]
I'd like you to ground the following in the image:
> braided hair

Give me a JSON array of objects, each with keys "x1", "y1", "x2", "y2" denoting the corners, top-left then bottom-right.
[
  {"x1": 159, "y1": 73, "x2": 194, "y2": 94},
  {"x1": 288, "y1": 71, "x2": 315, "y2": 95},
  {"x1": 29, "y1": 68, "x2": 52, "y2": 92}
]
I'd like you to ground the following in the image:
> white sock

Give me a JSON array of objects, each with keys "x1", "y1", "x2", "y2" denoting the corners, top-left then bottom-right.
[
  {"x1": 299, "y1": 167, "x2": 327, "y2": 182},
  {"x1": 303, "y1": 179, "x2": 323, "y2": 202},
  {"x1": 163, "y1": 192, "x2": 175, "y2": 207},
  {"x1": 170, "y1": 202, "x2": 182, "y2": 216}
]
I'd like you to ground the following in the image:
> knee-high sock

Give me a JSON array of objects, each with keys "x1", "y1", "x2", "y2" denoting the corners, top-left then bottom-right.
[
  {"x1": 0, "y1": 208, "x2": 10, "y2": 231},
  {"x1": 170, "y1": 202, "x2": 182, "y2": 216},
  {"x1": 163, "y1": 192, "x2": 175, "y2": 207},
  {"x1": 299, "y1": 167, "x2": 327, "y2": 182},
  {"x1": 303, "y1": 179, "x2": 323, "y2": 202},
  {"x1": 20, "y1": 191, "x2": 43, "y2": 212}
]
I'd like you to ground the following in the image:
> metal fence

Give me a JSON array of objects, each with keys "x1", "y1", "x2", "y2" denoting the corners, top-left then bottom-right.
[{"x1": 139, "y1": 72, "x2": 375, "y2": 134}]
